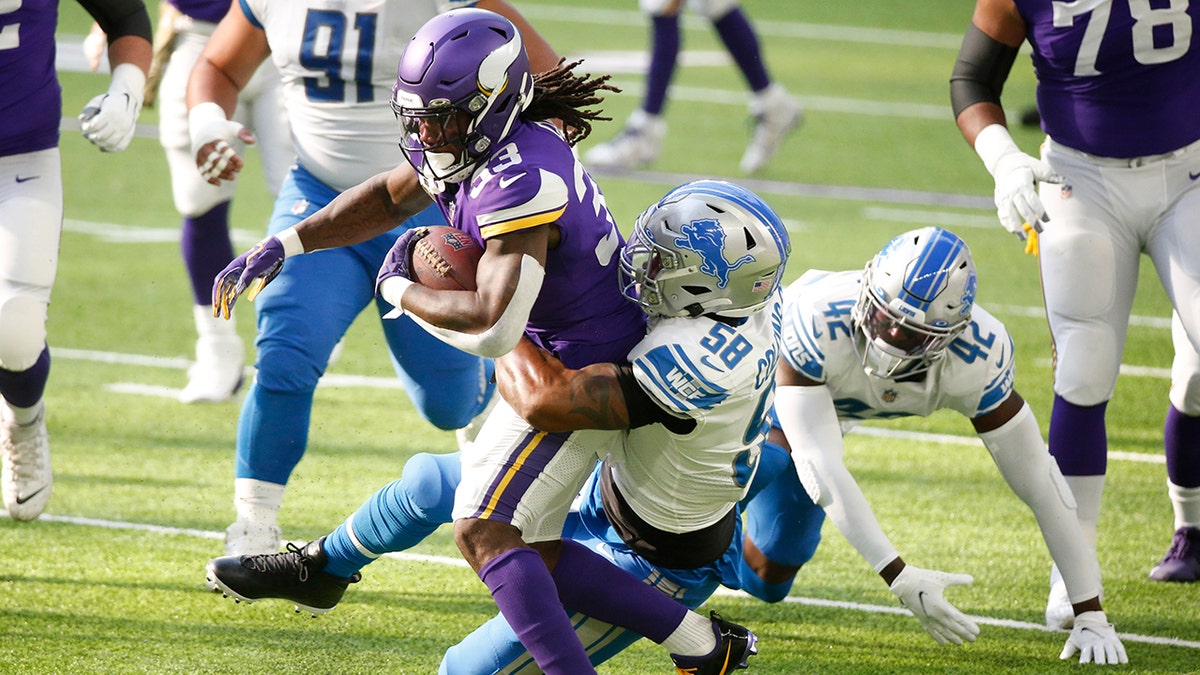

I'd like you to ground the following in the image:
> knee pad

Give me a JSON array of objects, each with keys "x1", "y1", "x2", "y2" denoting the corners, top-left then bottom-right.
[
  {"x1": 1052, "y1": 323, "x2": 1119, "y2": 405},
  {"x1": 0, "y1": 296, "x2": 47, "y2": 371}
]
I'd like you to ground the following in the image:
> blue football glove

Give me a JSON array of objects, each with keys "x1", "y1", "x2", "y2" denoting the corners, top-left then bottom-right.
[
  {"x1": 212, "y1": 236, "x2": 286, "y2": 318},
  {"x1": 375, "y1": 226, "x2": 430, "y2": 297}
]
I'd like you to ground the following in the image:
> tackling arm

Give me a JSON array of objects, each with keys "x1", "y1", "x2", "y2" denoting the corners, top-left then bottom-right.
[{"x1": 496, "y1": 338, "x2": 630, "y2": 432}]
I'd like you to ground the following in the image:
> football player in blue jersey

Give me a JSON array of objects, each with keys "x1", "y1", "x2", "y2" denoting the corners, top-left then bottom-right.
[
  {"x1": 0, "y1": 0, "x2": 151, "y2": 521},
  {"x1": 207, "y1": 180, "x2": 802, "y2": 674},
  {"x1": 212, "y1": 11, "x2": 762, "y2": 673},
  {"x1": 186, "y1": 0, "x2": 555, "y2": 556},
  {"x1": 952, "y1": 0, "x2": 1200, "y2": 600},
  {"x1": 755, "y1": 227, "x2": 1125, "y2": 664}
]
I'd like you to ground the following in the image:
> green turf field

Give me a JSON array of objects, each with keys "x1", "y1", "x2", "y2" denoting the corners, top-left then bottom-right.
[{"x1": 2, "y1": 1, "x2": 1196, "y2": 672}]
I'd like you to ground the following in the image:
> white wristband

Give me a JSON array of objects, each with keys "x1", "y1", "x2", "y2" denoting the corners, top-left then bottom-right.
[
  {"x1": 188, "y1": 101, "x2": 227, "y2": 137},
  {"x1": 973, "y1": 123, "x2": 1021, "y2": 176},
  {"x1": 275, "y1": 226, "x2": 305, "y2": 258},
  {"x1": 380, "y1": 276, "x2": 414, "y2": 316},
  {"x1": 109, "y1": 62, "x2": 146, "y2": 100}
]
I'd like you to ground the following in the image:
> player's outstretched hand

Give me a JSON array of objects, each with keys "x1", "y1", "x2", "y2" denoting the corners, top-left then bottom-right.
[
  {"x1": 375, "y1": 226, "x2": 429, "y2": 297},
  {"x1": 889, "y1": 564, "x2": 980, "y2": 646},
  {"x1": 189, "y1": 102, "x2": 255, "y2": 186},
  {"x1": 1060, "y1": 611, "x2": 1128, "y2": 665},
  {"x1": 79, "y1": 64, "x2": 145, "y2": 153},
  {"x1": 990, "y1": 150, "x2": 1064, "y2": 240},
  {"x1": 212, "y1": 237, "x2": 286, "y2": 319}
]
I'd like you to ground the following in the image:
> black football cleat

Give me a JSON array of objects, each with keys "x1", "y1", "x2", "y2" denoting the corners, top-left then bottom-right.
[
  {"x1": 670, "y1": 611, "x2": 758, "y2": 675},
  {"x1": 205, "y1": 537, "x2": 360, "y2": 616}
]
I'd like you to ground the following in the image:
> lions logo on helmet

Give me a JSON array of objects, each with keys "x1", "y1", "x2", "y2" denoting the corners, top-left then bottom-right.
[
  {"x1": 851, "y1": 226, "x2": 977, "y2": 378},
  {"x1": 620, "y1": 180, "x2": 790, "y2": 318}
]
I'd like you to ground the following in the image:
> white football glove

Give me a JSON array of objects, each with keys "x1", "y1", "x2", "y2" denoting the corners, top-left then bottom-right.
[
  {"x1": 1060, "y1": 611, "x2": 1128, "y2": 665},
  {"x1": 889, "y1": 564, "x2": 981, "y2": 646},
  {"x1": 973, "y1": 124, "x2": 1065, "y2": 241},
  {"x1": 79, "y1": 63, "x2": 145, "y2": 153},
  {"x1": 189, "y1": 102, "x2": 255, "y2": 186}
]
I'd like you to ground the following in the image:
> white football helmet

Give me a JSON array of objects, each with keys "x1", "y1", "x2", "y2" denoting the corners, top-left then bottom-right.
[
  {"x1": 851, "y1": 227, "x2": 977, "y2": 378},
  {"x1": 619, "y1": 180, "x2": 791, "y2": 318}
]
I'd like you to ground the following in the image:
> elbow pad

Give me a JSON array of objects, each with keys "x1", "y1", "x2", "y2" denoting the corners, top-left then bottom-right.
[
  {"x1": 950, "y1": 24, "x2": 1020, "y2": 118},
  {"x1": 409, "y1": 254, "x2": 544, "y2": 358}
]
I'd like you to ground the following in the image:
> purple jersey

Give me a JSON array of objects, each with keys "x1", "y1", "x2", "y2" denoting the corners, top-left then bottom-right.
[
  {"x1": 1016, "y1": 0, "x2": 1200, "y2": 158},
  {"x1": 168, "y1": 0, "x2": 229, "y2": 24},
  {"x1": 0, "y1": 0, "x2": 61, "y2": 157},
  {"x1": 433, "y1": 120, "x2": 646, "y2": 369}
]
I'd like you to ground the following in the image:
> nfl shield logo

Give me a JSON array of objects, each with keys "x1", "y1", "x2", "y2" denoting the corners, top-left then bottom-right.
[
  {"x1": 1060, "y1": 184, "x2": 1073, "y2": 199},
  {"x1": 882, "y1": 389, "x2": 897, "y2": 403}
]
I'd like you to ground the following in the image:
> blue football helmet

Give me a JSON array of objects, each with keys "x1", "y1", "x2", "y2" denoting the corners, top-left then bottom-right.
[
  {"x1": 390, "y1": 9, "x2": 533, "y2": 187},
  {"x1": 851, "y1": 226, "x2": 977, "y2": 378},
  {"x1": 619, "y1": 180, "x2": 791, "y2": 318}
]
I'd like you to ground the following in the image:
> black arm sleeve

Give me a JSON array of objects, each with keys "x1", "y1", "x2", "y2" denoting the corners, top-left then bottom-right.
[
  {"x1": 615, "y1": 363, "x2": 697, "y2": 434},
  {"x1": 950, "y1": 23, "x2": 1020, "y2": 119},
  {"x1": 77, "y1": 0, "x2": 152, "y2": 43}
]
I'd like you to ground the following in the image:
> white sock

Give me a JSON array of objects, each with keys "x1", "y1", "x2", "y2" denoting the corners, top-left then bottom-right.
[
  {"x1": 3, "y1": 399, "x2": 44, "y2": 426},
  {"x1": 233, "y1": 478, "x2": 285, "y2": 524},
  {"x1": 660, "y1": 611, "x2": 716, "y2": 657},
  {"x1": 1064, "y1": 474, "x2": 1104, "y2": 550},
  {"x1": 1168, "y1": 481, "x2": 1200, "y2": 529}
]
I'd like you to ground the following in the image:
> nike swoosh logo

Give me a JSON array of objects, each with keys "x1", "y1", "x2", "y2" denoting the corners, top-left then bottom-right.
[
  {"x1": 700, "y1": 355, "x2": 719, "y2": 370},
  {"x1": 916, "y1": 590, "x2": 929, "y2": 614},
  {"x1": 15, "y1": 484, "x2": 47, "y2": 504},
  {"x1": 1190, "y1": 171, "x2": 1200, "y2": 180},
  {"x1": 15, "y1": 175, "x2": 39, "y2": 183},
  {"x1": 497, "y1": 172, "x2": 525, "y2": 189},
  {"x1": 810, "y1": 317, "x2": 823, "y2": 339}
]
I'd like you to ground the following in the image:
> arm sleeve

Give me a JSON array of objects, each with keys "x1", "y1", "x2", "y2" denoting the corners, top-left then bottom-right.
[
  {"x1": 950, "y1": 23, "x2": 1020, "y2": 118},
  {"x1": 775, "y1": 384, "x2": 899, "y2": 572},
  {"x1": 978, "y1": 400, "x2": 1104, "y2": 603},
  {"x1": 616, "y1": 364, "x2": 696, "y2": 434},
  {"x1": 407, "y1": 254, "x2": 544, "y2": 358},
  {"x1": 77, "y1": 0, "x2": 152, "y2": 42}
]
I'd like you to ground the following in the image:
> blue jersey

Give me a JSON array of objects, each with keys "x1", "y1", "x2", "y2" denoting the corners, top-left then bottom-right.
[
  {"x1": 1016, "y1": 0, "x2": 1200, "y2": 157},
  {"x1": 434, "y1": 120, "x2": 647, "y2": 368},
  {"x1": 0, "y1": 0, "x2": 60, "y2": 157}
]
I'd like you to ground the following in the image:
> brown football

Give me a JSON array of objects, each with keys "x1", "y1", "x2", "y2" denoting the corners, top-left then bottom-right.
[{"x1": 410, "y1": 226, "x2": 482, "y2": 291}]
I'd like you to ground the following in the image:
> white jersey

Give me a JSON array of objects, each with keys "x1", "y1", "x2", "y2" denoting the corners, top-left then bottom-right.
[
  {"x1": 241, "y1": 0, "x2": 476, "y2": 190},
  {"x1": 780, "y1": 270, "x2": 1014, "y2": 424},
  {"x1": 609, "y1": 290, "x2": 783, "y2": 533}
]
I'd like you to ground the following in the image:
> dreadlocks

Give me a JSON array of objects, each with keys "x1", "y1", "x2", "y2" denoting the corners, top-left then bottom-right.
[{"x1": 526, "y1": 60, "x2": 620, "y2": 146}]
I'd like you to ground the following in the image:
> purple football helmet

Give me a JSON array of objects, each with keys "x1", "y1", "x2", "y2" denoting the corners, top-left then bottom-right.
[{"x1": 390, "y1": 9, "x2": 533, "y2": 187}]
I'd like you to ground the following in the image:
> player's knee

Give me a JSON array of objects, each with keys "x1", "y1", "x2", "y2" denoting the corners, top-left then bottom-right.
[
  {"x1": 737, "y1": 555, "x2": 796, "y2": 604},
  {"x1": 1053, "y1": 379, "x2": 1113, "y2": 408},
  {"x1": 252, "y1": 341, "x2": 324, "y2": 392},
  {"x1": 398, "y1": 452, "x2": 460, "y2": 518},
  {"x1": 0, "y1": 296, "x2": 46, "y2": 371}
]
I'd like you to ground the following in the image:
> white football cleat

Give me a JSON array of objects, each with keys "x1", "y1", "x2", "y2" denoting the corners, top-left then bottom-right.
[
  {"x1": 1, "y1": 401, "x2": 52, "y2": 521},
  {"x1": 584, "y1": 110, "x2": 667, "y2": 170},
  {"x1": 180, "y1": 305, "x2": 245, "y2": 404},
  {"x1": 224, "y1": 519, "x2": 282, "y2": 557},
  {"x1": 740, "y1": 83, "x2": 803, "y2": 175},
  {"x1": 1045, "y1": 563, "x2": 1074, "y2": 630}
]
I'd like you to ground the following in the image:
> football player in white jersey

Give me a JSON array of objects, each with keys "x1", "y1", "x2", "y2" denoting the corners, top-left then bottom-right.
[
  {"x1": 84, "y1": 0, "x2": 292, "y2": 404},
  {"x1": 760, "y1": 227, "x2": 1127, "y2": 664},
  {"x1": 184, "y1": 0, "x2": 556, "y2": 556},
  {"x1": 205, "y1": 180, "x2": 796, "y2": 673}
]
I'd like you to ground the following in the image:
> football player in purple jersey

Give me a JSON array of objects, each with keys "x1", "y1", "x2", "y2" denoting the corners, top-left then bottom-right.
[
  {"x1": 0, "y1": 0, "x2": 151, "y2": 521},
  {"x1": 213, "y1": 9, "x2": 757, "y2": 674},
  {"x1": 951, "y1": 0, "x2": 1200, "y2": 621}
]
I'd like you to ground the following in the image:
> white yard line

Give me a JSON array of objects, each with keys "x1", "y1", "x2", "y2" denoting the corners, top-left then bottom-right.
[{"x1": 24, "y1": 512, "x2": 1198, "y2": 650}]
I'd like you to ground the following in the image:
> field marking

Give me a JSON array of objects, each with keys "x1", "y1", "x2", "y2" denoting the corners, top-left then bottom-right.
[
  {"x1": 52, "y1": 346, "x2": 1169, "y2": 467},
  {"x1": 29, "y1": 513, "x2": 1199, "y2": 651}
]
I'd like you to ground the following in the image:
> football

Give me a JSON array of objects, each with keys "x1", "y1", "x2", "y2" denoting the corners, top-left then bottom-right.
[{"x1": 410, "y1": 226, "x2": 483, "y2": 291}]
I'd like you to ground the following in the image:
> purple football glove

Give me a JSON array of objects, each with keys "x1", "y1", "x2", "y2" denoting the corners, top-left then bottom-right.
[
  {"x1": 375, "y1": 226, "x2": 430, "y2": 297},
  {"x1": 212, "y1": 236, "x2": 287, "y2": 318}
]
